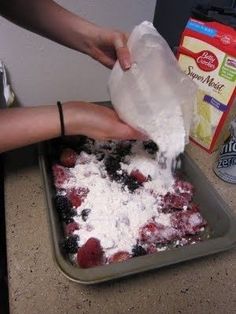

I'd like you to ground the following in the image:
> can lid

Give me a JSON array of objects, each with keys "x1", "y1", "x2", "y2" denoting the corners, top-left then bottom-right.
[{"x1": 192, "y1": 5, "x2": 236, "y2": 28}]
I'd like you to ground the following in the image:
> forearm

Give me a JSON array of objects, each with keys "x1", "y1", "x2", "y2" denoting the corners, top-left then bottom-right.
[
  {"x1": 0, "y1": 105, "x2": 61, "y2": 153},
  {"x1": 0, "y1": 101, "x2": 142, "y2": 153},
  {"x1": 0, "y1": 0, "x2": 92, "y2": 54}
]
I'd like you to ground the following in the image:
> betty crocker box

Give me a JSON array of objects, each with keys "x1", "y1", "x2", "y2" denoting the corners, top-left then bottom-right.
[{"x1": 177, "y1": 17, "x2": 236, "y2": 153}]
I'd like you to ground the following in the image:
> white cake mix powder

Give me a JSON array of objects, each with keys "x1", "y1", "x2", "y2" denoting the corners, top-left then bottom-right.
[{"x1": 60, "y1": 145, "x2": 175, "y2": 257}]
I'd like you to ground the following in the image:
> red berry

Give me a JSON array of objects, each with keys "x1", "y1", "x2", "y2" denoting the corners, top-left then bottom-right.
[
  {"x1": 140, "y1": 222, "x2": 180, "y2": 244},
  {"x1": 147, "y1": 244, "x2": 158, "y2": 254},
  {"x1": 77, "y1": 238, "x2": 104, "y2": 268},
  {"x1": 174, "y1": 180, "x2": 194, "y2": 196},
  {"x1": 65, "y1": 222, "x2": 79, "y2": 235},
  {"x1": 171, "y1": 209, "x2": 206, "y2": 236},
  {"x1": 68, "y1": 187, "x2": 89, "y2": 208},
  {"x1": 130, "y1": 169, "x2": 147, "y2": 184},
  {"x1": 52, "y1": 164, "x2": 70, "y2": 188},
  {"x1": 108, "y1": 251, "x2": 131, "y2": 264},
  {"x1": 163, "y1": 193, "x2": 189, "y2": 210},
  {"x1": 60, "y1": 148, "x2": 77, "y2": 168},
  {"x1": 139, "y1": 222, "x2": 159, "y2": 243}
]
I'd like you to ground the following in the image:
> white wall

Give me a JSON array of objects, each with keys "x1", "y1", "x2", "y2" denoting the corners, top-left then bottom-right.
[{"x1": 0, "y1": 0, "x2": 156, "y2": 106}]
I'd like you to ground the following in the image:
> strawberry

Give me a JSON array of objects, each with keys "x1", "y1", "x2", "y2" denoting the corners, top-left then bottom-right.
[
  {"x1": 68, "y1": 187, "x2": 89, "y2": 208},
  {"x1": 52, "y1": 164, "x2": 70, "y2": 188},
  {"x1": 65, "y1": 222, "x2": 79, "y2": 235},
  {"x1": 130, "y1": 169, "x2": 147, "y2": 184},
  {"x1": 77, "y1": 238, "x2": 104, "y2": 268},
  {"x1": 60, "y1": 148, "x2": 77, "y2": 168},
  {"x1": 109, "y1": 251, "x2": 131, "y2": 264}
]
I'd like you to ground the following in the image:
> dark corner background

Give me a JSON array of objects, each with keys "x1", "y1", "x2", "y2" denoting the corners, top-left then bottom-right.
[{"x1": 153, "y1": 0, "x2": 236, "y2": 49}]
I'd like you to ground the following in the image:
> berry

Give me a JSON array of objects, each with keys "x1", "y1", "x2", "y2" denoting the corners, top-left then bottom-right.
[
  {"x1": 130, "y1": 169, "x2": 147, "y2": 184},
  {"x1": 52, "y1": 164, "x2": 70, "y2": 188},
  {"x1": 109, "y1": 251, "x2": 131, "y2": 263},
  {"x1": 121, "y1": 173, "x2": 141, "y2": 192},
  {"x1": 68, "y1": 187, "x2": 89, "y2": 208},
  {"x1": 81, "y1": 208, "x2": 91, "y2": 221},
  {"x1": 162, "y1": 193, "x2": 189, "y2": 211},
  {"x1": 63, "y1": 235, "x2": 79, "y2": 254},
  {"x1": 77, "y1": 238, "x2": 104, "y2": 268},
  {"x1": 105, "y1": 156, "x2": 121, "y2": 180},
  {"x1": 171, "y1": 209, "x2": 206, "y2": 236},
  {"x1": 62, "y1": 216, "x2": 75, "y2": 224},
  {"x1": 54, "y1": 195, "x2": 75, "y2": 222},
  {"x1": 60, "y1": 148, "x2": 77, "y2": 167},
  {"x1": 140, "y1": 222, "x2": 180, "y2": 244},
  {"x1": 132, "y1": 245, "x2": 147, "y2": 257},
  {"x1": 143, "y1": 141, "x2": 158, "y2": 154},
  {"x1": 174, "y1": 180, "x2": 194, "y2": 196},
  {"x1": 115, "y1": 142, "x2": 132, "y2": 158},
  {"x1": 140, "y1": 222, "x2": 159, "y2": 243},
  {"x1": 146, "y1": 244, "x2": 158, "y2": 254},
  {"x1": 95, "y1": 151, "x2": 105, "y2": 161},
  {"x1": 55, "y1": 195, "x2": 72, "y2": 214},
  {"x1": 65, "y1": 222, "x2": 79, "y2": 235}
]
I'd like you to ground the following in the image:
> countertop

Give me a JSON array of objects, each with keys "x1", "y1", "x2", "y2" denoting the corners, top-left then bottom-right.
[{"x1": 4, "y1": 143, "x2": 236, "y2": 314}]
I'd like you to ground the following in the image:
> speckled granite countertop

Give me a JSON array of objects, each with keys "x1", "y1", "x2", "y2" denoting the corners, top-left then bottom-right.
[{"x1": 4, "y1": 143, "x2": 236, "y2": 314}]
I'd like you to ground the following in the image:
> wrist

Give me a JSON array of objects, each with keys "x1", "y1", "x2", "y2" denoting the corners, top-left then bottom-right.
[
  {"x1": 70, "y1": 17, "x2": 99, "y2": 55},
  {"x1": 62, "y1": 101, "x2": 86, "y2": 136}
]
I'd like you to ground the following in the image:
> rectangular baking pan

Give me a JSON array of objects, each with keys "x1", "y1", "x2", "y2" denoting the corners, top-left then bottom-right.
[{"x1": 38, "y1": 139, "x2": 236, "y2": 284}]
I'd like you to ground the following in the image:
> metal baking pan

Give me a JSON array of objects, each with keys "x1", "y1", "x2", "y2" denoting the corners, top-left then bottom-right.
[{"x1": 39, "y1": 139, "x2": 236, "y2": 284}]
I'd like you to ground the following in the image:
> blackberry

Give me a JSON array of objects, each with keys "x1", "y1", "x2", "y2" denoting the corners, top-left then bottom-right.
[
  {"x1": 95, "y1": 151, "x2": 105, "y2": 161},
  {"x1": 60, "y1": 208, "x2": 76, "y2": 223},
  {"x1": 122, "y1": 173, "x2": 140, "y2": 192},
  {"x1": 54, "y1": 195, "x2": 75, "y2": 222},
  {"x1": 101, "y1": 143, "x2": 113, "y2": 151},
  {"x1": 132, "y1": 245, "x2": 147, "y2": 257},
  {"x1": 115, "y1": 142, "x2": 132, "y2": 158},
  {"x1": 63, "y1": 235, "x2": 79, "y2": 254},
  {"x1": 105, "y1": 156, "x2": 122, "y2": 181},
  {"x1": 77, "y1": 137, "x2": 94, "y2": 155},
  {"x1": 81, "y1": 208, "x2": 91, "y2": 221},
  {"x1": 143, "y1": 141, "x2": 158, "y2": 154},
  {"x1": 55, "y1": 195, "x2": 72, "y2": 214}
]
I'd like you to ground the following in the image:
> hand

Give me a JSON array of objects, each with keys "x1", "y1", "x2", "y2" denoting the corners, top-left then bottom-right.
[
  {"x1": 63, "y1": 101, "x2": 144, "y2": 141},
  {"x1": 79, "y1": 21, "x2": 131, "y2": 70},
  {"x1": 1, "y1": 1, "x2": 131, "y2": 70}
]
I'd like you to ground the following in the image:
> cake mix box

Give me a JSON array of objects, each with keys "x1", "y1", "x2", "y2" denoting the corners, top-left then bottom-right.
[{"x1": 177, "y1": 17, "x2": 236, "y2": 153}]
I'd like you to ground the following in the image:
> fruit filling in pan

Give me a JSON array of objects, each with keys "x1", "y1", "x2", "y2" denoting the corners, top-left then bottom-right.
[{"x1": 51, "y1": 137, "x2": 207, "y2": 268}]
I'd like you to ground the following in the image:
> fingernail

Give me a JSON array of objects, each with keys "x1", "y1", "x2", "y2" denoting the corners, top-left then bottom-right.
[{"x1": 123, "y1": 59, "x2": 131, "y2": 70}]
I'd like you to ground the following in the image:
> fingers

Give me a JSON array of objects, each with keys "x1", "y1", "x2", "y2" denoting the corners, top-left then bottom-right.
[
  {"x1": 114, "y1": 35, "x2": 131, "y2": 71},
  {"x1": 111, "y1": 123, "x2": 147, "y2": 141}
]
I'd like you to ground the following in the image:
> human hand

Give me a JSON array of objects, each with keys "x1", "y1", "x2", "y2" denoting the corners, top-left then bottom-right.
[
  {"x1": 63, "y1": 101, "x2": 144, "y2": 141},
  {"x1": 79, "y1": 21, "x2": 131, "y2": 70}
]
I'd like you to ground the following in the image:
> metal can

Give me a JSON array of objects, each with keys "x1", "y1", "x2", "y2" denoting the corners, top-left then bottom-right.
[{"x1": 213, "y1": 118, "x2": 236, "y2": 184}]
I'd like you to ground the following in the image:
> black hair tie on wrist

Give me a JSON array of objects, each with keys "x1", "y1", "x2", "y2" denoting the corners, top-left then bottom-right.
[{"x1": 57, "y1": 101, "x2": 65, "y2": 138}]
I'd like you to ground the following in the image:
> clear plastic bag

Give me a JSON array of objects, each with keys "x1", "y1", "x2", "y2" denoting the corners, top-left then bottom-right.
[{"x1": 108, "y1": 21, "x2": 197, "y2": 156}]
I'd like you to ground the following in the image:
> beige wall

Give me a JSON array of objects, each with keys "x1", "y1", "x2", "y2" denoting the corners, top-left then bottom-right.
[{"x1": 0, "y1": 0, "x2": 156, "y2": 106}]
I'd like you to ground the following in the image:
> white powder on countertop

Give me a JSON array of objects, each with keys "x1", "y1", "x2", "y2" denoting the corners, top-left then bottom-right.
[{"x1": 61, "y1": 153, "x2": 173, "y2": 257}]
